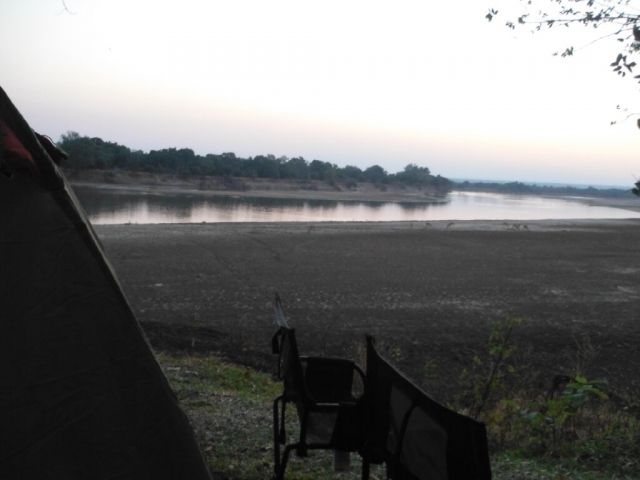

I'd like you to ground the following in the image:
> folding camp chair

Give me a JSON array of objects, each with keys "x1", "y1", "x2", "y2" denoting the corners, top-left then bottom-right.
[
  {"x1": 271, "y1": 327, "x2": 366, "y2": 480},
  {"x1": 361, "y1": 336, "x2": 492, "y2": 480}
]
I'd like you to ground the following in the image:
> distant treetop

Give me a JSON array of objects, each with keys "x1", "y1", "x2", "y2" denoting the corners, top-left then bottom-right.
[{"x1": 57, "y1": 131, "x2": 453, "y2": 193}]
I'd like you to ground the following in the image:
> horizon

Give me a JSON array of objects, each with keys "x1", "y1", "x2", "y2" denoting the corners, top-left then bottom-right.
[
  {"x1": 56, "y1": 130, "x2": 632, "y2": 190},
  {"x1": 2, "y1": 0, "x2": 639, "y2": 187}
]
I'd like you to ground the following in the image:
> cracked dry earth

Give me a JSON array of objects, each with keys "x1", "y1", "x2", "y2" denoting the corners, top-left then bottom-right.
[{"x1": 95, "y1": 219, "x2": 640, "y2": 400}]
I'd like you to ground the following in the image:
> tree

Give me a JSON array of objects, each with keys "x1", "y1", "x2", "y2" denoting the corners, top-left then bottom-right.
[
  {"x1": 487, "y1": 1, "x2": 640, "y2": 69},
  {"x1": 341, "y1": 165, "x2": 364, "y2": 183},
  {"x1": 487, "y1": 0, "x2": 640, "y2": 196},
  {"x1": 363, "y1": 165, "x2": 388, "y2": 183},
  {"x1": 58, "y1": 132, "x2": 107, "y2": 169},
  {"x1": 309, "y1": 159, "x2": 331, "y2": 180},
  {"x1": 395, "y1": 164, "x2": 432, "y2": 185},
  {"x1": 285, "y1": 157, "x2": 309, "y2": 180},
  {"x1": 486, "y1": 1, "x2": 640, "y2": 96}
]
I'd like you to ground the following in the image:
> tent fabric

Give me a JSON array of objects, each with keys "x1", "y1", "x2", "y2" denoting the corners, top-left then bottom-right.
[
  {"x1": 0, "y1": 87, "x2": 211, "y2": 479},
  {"x1": 363, "y1": 336, "x2": 492, "y2": 480}
]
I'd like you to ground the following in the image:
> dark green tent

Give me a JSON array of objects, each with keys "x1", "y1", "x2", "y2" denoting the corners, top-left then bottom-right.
[{"x1": 0, "y1": 87, "x2": 212, "y2": 479}]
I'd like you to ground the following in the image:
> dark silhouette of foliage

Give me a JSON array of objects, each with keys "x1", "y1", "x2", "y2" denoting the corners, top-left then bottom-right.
[
  {"x1": 56, "y1": 131, "x2": 453, "y2": 193},
  {"x1": 362, "y1": 165, "x2": 388, "y2": 183},
  {"x1": 487, "y1": 0, "x2": 640, "y2": 82},
  {"x1": 455, "y1": 180, "x2": 635, "y2": 198}
]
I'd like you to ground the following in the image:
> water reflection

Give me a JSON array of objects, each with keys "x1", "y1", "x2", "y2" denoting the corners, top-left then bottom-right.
[{"x1": 73, "y1": 187, "x2": 640, "y2": 225}]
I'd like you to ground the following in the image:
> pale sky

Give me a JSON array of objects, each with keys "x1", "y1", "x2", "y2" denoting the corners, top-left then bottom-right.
[{"x1": 2, "y1": 0, "x2": 639, "y2": 186}]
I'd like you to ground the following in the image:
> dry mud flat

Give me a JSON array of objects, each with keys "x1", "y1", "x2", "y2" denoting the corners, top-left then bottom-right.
[{"x1": 95, "y1": 219, "x2": 640, "y2": 399}]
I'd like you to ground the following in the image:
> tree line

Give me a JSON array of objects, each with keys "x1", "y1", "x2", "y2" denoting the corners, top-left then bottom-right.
[
  {"x1": 455, "y1": 180, "x2": 633, "y2": 198},
  {"x1": 57, "y1": 131, "x2": 453, "y2": 192}
]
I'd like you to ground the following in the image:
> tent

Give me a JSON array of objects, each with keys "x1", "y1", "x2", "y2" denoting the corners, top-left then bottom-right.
[{"x1": 0, "y1": 87, "x2": 212, "y2": 479}]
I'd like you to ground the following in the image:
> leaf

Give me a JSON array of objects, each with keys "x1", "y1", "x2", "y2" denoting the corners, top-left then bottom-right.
[
  {"x1": 575, "y1": 375, "x2": 587, "y2": 384},
  {"x1": 569, "y1": 393, "x2": 587, "y2": 405},
  {"x1": 502, "y1": 398, "x2": 519, "y2": 410},
  {"x1": 527, "y1": 411, "x2": 541, "y2": 422},
  {"x1": 586, "y1": 387, "x2": 609, "y2": 400}
]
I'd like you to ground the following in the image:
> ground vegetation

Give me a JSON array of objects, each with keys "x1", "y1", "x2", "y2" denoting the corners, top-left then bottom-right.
[{"x1": 154, "y1": 317, "x2": 639, "y2": 479}]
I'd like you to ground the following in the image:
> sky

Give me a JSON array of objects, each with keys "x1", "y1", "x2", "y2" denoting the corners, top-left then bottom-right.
[{"x1": 2, "y1": 0, "x2": 639, "y2": 186}]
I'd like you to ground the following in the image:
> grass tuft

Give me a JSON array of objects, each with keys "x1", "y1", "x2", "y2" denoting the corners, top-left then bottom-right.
[{"x1": 156, "y1": 340, "x2": 640, "y2": 480}]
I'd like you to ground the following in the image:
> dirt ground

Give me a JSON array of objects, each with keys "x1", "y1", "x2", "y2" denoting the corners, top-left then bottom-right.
[{"x1": 94, "y1": 218, "x2": 640, "y2": 401}]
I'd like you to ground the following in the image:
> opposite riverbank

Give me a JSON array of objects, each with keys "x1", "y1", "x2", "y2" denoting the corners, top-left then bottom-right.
[
  {"x1": 66, "y1": 168, "x2": 640, "y2": 214},
  {"x1": 64, "y1": 168, "x2": 450, "y2": 204}
]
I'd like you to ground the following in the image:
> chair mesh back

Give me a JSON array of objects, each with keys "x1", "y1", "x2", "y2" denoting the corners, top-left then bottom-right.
[
  {"x1": 387, "y1": 385, "x2": 449, "y2": 479},
  {"x1": 304, "y1": 357, "x2": 354, "y2": 403},
  {"x1": 365, "y1": 336, "x2": 492, "y2": 480},
  {"x1": 278, "y1": 328, "x2": 308, "y2": 405}
]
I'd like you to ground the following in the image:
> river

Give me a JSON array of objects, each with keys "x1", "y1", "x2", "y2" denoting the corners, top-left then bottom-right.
[{"x1": 72, "y1": 186, "x2": 640, "y2": 224}]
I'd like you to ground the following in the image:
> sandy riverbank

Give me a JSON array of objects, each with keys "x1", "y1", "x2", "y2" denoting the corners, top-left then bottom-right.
[
  {"x1": 95, "y1": 218, "x2": 640, "y2": 400},
  {"x1": 65, "y1": 169, "x2": 449, "y2": 203}
]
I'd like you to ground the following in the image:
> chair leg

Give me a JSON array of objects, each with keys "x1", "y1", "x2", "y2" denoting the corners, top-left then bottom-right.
[
  {"x1": 361, "y1": 454, "x2": 370, "y2": 480},
  {"x1": 273, "y1": 396, "x2": 283, "y2": 479},
  {"x1": 296, "y1": 411, "x2": 309, "y2": 457},
  {"x1": 277, "y1": 444, "x2": 297, "y2": 480},
  {"x1": 279, "y1": 397, "x2": 287, "y2": 444}
]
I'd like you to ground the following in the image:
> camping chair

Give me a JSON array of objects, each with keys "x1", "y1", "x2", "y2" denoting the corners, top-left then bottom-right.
[
  {"x1": 271, "y1": 327, "x2": 366, "y2": 480},
  {"x1": 361, "y1": 336, "x2": 492, "y2": 480}
]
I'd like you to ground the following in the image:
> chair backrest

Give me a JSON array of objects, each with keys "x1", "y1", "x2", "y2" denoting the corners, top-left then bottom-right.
[
  {"x1": 364, "y1": 336, "x2": 492, "y2": 480},
  {"x1": 273, "y1": 327, "x2": 311, "y2": 406}
]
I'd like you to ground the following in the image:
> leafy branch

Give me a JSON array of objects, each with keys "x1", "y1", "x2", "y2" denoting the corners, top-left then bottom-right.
[
  {"x1": 486, "y1": 1, "x2": 640, "y2": 82},
  {"x1": 58, "y1": 0, "x2": 76, "y2": 15}
]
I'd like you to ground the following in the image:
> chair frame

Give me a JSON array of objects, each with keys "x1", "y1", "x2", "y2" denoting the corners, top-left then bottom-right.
[
  {"x1": 272, "y1": 328, "x2": 365, "y2": 480},
  {"x1": 361, "y1": 335, "x2": 492, "y2": 480}
]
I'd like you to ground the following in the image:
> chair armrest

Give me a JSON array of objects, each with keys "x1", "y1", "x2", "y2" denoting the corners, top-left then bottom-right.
[{"x1": 301, "y1": 356, "x2": 365, "y2": 380}]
